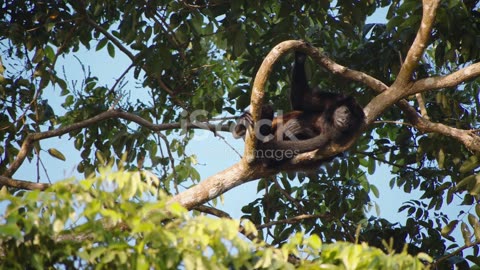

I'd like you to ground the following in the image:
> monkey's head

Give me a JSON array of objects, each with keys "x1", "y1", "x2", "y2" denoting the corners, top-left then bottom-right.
[
  {"x1": 332, "y1": 99, "x2": 365, "y2": 137},
  {"x1": 333, "y1": 105, "x2": 352, "y2": 131},
  {"x1": 295, "y1": 51, "x2": 307, "y2": 64}
]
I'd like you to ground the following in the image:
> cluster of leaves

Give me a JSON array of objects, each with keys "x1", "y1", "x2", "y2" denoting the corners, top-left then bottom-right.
[{"x1": 0, "y1": 169, "x2": 431, "y2": 269}]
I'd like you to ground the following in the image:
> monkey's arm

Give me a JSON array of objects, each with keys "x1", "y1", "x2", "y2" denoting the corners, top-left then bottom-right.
[{"x1": 291, "y1": 51, "x2": 309, "y2": 111}]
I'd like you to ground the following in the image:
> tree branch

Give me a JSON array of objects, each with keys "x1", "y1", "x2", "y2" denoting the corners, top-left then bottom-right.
[
  {"x1": 395, "y1": 0, "x2": 441, "y2": 85},
  {"x1": 3, "y1": 109, "x2": 232, "y2": 178},
  {"x1": 193, "y1": 205, "x2": 232, "y2": 218},
  {"x1": 431, "y1": 239, "x2": 480, "y2": 268},
  {"x1": 0, "y1": 176, "x2": 50, "y2": 191},
  {"x1": 410, "y1": 62, "x2": 480, "y2": 95},
  {"x1": 171, "y1": 24, "x2": 480, "y2": 210},
  {"x1": 256, "y1": 214, "x2": 330, "y2": 230}
]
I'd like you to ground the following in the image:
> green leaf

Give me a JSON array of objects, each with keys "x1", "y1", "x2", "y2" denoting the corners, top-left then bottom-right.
[
  {"x1": 307, "y1": 234, "x2": 322, "y2": 250},
  {"x1": 468, "y1": 213, "x2": 479, "y2": 228},
  {"x1": 368, "y1": 157, "x2": 375, "y2": 174},
  {"x1": 456, "y1": 175, "x2": 476, "y2": 191},
  {"x1": 460, "y1": 155, "x2": 480, "y2": 173},
  {"x1": 107, "y1": 42, "x2": 115, "y2": 58},
  {"x1": 48, "y1": 148, "x2": 66, "y2": 161},
  {"x1": 474, "y1": 220, "x2": 480, "y2": 242},
  {"x1": 233, "y1": 31, "x2": 246, "y2": 57},
  {"x1": 437, "y1": 148, "x2": 445, "y2": 169},
  {"x1": 370, "y1": 184, "x2": 379, "y2": 198},
  {"x1": 0, "y1": 223, "x2": 22, "y2": 239},
  {"x1": 45, "y1": 45, "x2": 55, "y2": 62},
  {"x1": 96, "y1": 38, "x2": 108, "y2": 51},
  {"x1": 461, "y1": 222, "x2": 472, "y2": 245},
  {"x1": 466, "y1": 255, "x2": 480, "y2": 266},
  {"x1": 441, "y1": 220, "x2": 458, "y2": 237}
]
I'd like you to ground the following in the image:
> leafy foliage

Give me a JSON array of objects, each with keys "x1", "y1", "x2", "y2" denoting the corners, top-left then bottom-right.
[{"x1": 0, "y1": 169, "x2": 430, "y2": 269}]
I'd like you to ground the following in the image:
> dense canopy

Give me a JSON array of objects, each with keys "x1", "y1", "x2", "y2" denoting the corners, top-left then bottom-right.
[{"x1": 1, "y1": 0, "x2": 480, "y2": 268}]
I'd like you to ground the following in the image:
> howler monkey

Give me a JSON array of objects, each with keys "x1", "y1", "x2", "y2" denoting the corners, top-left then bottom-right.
[{"x1": 233, "y1": 51, "x2": 365, "y2": 160}]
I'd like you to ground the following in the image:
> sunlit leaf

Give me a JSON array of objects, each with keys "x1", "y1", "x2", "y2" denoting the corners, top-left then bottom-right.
[
  {"x1": 441, "y1": 220, "x2": 459, "y2": 237},
  {"x1": 48, "y1": 148, "x2": 66, "y2": 161}
]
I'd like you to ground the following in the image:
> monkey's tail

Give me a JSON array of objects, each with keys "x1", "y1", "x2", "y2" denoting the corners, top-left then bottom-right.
[{"x1": 262, "y1": 133, "x2": 330, "y2": 154}]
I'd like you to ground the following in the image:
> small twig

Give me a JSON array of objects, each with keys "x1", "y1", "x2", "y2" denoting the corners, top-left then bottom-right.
[
  {"x1": 193, "y1": 205, "x2": 231, "y2": 218},
  {"x1": 108, "y1": 63, "x2": 134, "y2": 96},
  {"x1": 153, "y1": 12, "x2": 186, "y2": 60},
  {"x1": 80, "y1": 8, "x2": 188, "y2": 110},
  {"x1": 272, "y1": 178, "x2": 305, "y2": 213},
  {"x1": 415, "y1": 93, "x2": 430, "y2": 120},
  {"x1": 38, "y1": 154, "x2": 52, "y2": 184},
  {"x1": 211, "y1": 130, "x2": 243, "y2": 159},
  {"x1": 358, "y1": 150, "x2": 417, "y2": 170},
  {"x1": 158, "y1": 132, "x2": 178, "y2": 194},
  {"x1": 84, "y1": 16, "x2": 135, "y2": 60},
  {"x1": 256, "y1": 214, "x2": 330, "y2": 230},
  {"x1": 373, "y1": 120, "x2": 415, "y2": 127}
]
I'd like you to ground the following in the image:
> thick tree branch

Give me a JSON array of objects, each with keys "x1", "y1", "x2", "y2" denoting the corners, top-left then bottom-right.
[
  {"x1": 410, "y1": 62, "x2": 480, "y2": 94},
  {"x1": 404, "y1": 112, "x2": 480, "y2": 152},
  {"x1": 0, "y1": 176, "x2": 50, "y2": 190},
  {"x1": 170, "y1": 163, "x2": 248, "y2": 209},
  {"x1": 395, "y1": 0, "x2": 440, "y2": 85},
  {"x1": 365, "y1": 0, "x2": 441, "y2": 121}
]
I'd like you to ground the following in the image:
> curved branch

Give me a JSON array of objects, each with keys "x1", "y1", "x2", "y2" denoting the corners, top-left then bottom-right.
[
  {"x1": 245, "y1": 40, "x2": 385, "y2": 163},
  {"x1": 406, "y1": 115, "x2": 480, "y2": 152},
  {"x1": 172, "y1": 31, "x2": 480, "y2": 211},
  {"x1": 244, "y1": 41, "x2": 306, "y2": 162}
]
